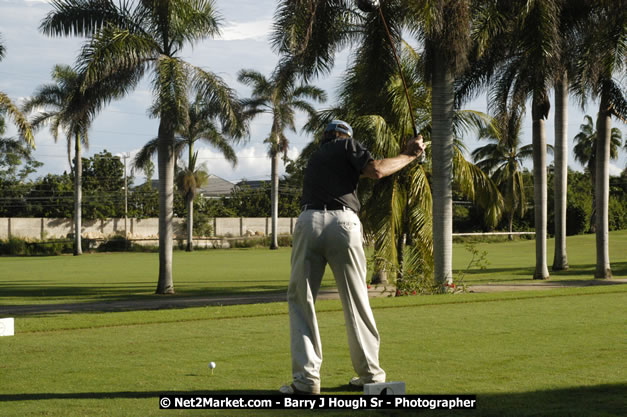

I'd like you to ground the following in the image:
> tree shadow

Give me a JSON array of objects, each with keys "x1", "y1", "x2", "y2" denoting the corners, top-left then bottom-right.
[{"x1": 0, "y1": 384, "x2": 624, "y2": 416}]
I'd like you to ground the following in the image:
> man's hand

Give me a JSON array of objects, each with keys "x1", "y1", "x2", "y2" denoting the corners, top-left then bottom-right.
[
  {"x1": 403, "y1": 135, "x2": 426, "y2": 157},
  {"x1": 362, "y1": 135, "x2": 427, "y2": 179}
]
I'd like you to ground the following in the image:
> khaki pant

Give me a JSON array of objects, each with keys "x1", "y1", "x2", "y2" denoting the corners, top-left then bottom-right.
[{"x1": 288, "y1": 208, "x2": 386, "y2": 393}]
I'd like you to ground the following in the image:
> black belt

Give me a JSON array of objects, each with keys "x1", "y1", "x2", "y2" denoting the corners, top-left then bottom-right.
[{"x1": 302, "y1": 203, "x2": 355, "y2": 213}]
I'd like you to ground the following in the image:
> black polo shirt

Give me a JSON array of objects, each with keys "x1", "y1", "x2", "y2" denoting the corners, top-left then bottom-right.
[{"x1": 301, "y1": 138, "x2": 374, "y2": 213}]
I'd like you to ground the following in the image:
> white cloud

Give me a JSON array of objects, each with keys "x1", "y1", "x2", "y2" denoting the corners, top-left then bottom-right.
[
  {"x1": 609, "y1": 163, "x2": 624, "y2": 177},
  {"x1": 220, "y1": 19, "x2": 273, "y2": 41}
]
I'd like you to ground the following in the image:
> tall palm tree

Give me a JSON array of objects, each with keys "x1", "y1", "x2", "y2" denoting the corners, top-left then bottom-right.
[
  {"x1": 23, "y1": 65, "x2": 89, "y2": 255},
  {"x1": 23, "y1": 64, "x2": 127, "y2": 255},
  {"x1": 552, "y1": 71, "x2": 569, "y2": 270},
  {"x1": 473, "y1": 107, "x2": 535, "y2": 239},
  {"x1": 319, "y1": 33, "x2": 501, "y2": 290},
  {"x1": 573, "y1": 115, "x2": 623, "y2": 232},
  {"x1": 175, "y1": 153, "x2": 209, "y2": 251},
  {"x1": 407, "y1": 0, "x2": 474, "y2": 288},
  {"x1": 462, "y1": 0, "x2": 563, "y2": 280},
  {"x1": 572, "y1": 0, "x2": 627, "y2": 279},
  {"x1": 42, "y1": 0, "x2": 244, "y2": 293},
  {"x1": 551, "y1": 0, "x2": 591, "y2": 271},
  {"x1": 237, "y1": 66, "x2": 326, "y2": 249},
  {"x1": 134, "y1": 93, "x2": 240, "y2": 251},
  {"x1": 0, "y1": 33, "x2": 34, "y2": 148},
  {"x1": 274, "y1": 0, "x2": 483, "y2": 289}
]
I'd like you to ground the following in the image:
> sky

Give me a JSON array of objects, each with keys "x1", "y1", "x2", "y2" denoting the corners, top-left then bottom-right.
[{"x1": 1, "y1": 0, "x2": 625, "y2": 186}]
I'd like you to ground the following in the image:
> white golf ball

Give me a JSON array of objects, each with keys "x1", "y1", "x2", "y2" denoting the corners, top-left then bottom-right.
[{"x1": 208, "y1": 362, "x2": 216, "y2": 369}]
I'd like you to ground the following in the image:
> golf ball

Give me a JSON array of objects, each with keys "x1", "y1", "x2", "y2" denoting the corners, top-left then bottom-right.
[{"x1": 209, "y1": 362, "x2": 216, "y2": 369}]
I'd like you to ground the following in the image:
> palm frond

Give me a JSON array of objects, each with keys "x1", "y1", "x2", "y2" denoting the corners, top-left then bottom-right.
[
  {"x1": 167, "y1": 0, "x2": 222, "y2": 51},
  {"x1": 77, "y1": 25, "x2": 156, "y2": 88},
  {"x1": 0, "y1": 92, "x2": 35, "y2": 147},
  {"x1": 198, "y1": 129, "x2": 238, "y2": 167},
  {"x1": 454, "y1": 146, "x2": 503, "y2": 227},
  {"x1": 133, "y1": 137, "x2": 160, "y2": 170},
  {"x1": 272, "y1": 0, "x2": 356, "y2": 81},
  {"x1": 151, "y1": 56, "x2": 190, "y2": 129},
  {"x1": 190, "y1": 63, "x2": 247, "y2": 141},
  {"x1": 41, "y1": 0, "x2": 133, "y2": 37}
]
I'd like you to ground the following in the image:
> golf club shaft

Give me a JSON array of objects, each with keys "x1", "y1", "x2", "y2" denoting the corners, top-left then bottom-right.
[{"x1": 377, "y1": 7, "x2": 418, "y2": 138}]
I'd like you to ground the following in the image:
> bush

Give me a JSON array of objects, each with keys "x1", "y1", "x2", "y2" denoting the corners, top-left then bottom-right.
[
  {"x1": 609, "y1": 197, "x2": 627, "y2": 231},
  {"x1": 96, "y1": 235, "x2": 129, "y2": 252},
  {"x1": 566, "y1": 203, "x2": 589, "y2": 236},
  {"x1": 0, "y1": 237, "x2": 74, "y2": 256}
]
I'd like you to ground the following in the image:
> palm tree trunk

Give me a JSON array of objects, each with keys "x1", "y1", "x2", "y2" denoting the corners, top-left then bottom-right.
[
  {"x1": 156, "y1": 118, "x2": 175, "y2": 294},
  {"x1": 589, "y1": 160, "x2": 596, "y2": 233},
  {"x1": 371, "y1": 240, "x2": 388, "y2": 285},
  {"x1": 396, "y1": 231, "x2": 406, "y2": 283},
  {"x1": 270, "y1": 151, "x2": 279, "y2": 250},
  {"x1": 431, "y1": 54, "x2": 454, "y2": 290},
  {"x1": 594, "y1": 92, "x2": 612, "y2": 278},
  {"x1": 186, "y1": 194, "x2": 194, "y2": 252},
  {"x1": 532, "y1": 94, "x2": 550, "y2": 280},
  {"x1": 552, "y1": 73, "x2": 569, "y2": 271},
  {"x1": 508, "y1": 212, "x2": 514, "y2": 241},
  {"x1": 73, "y1": 133, "x2": 82, "y2": 256}
]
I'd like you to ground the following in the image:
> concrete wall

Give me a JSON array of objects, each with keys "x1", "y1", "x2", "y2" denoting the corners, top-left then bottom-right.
[{"x1": 0, "y1": 217, "x2": 299, "y2": 240}]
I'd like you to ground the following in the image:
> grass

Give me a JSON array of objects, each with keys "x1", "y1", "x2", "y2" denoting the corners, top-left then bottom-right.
[
  {"x1": 451, "y1": 229, "x2": 627, "y2": 284},
  {"x1": 0, "y1": 232, "x2": 625, "y2": 416},
  {"x1": 0, "y1": 286, "x2": 625, "y2": 416},
  {"x1": 1, "y1": 230, "x2": 625, "y2": 306}
]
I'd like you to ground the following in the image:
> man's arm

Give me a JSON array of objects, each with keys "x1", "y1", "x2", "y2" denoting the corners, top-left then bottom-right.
[{"x1": 361, "y1": 136, "x2": 426, "y2": 180}]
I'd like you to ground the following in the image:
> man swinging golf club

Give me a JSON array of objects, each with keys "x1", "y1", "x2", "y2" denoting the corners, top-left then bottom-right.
[{"x1": 280, "y1": 120, "x2": 425, "y2": 394}]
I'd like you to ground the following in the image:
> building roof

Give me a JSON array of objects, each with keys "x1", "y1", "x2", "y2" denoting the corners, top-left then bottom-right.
[
  {"x1": 134, "y1": 175, "x2": 235, "y2": 197},
  {"x1": 199, "y1": 174, "x2": 235, "y2": 197}
]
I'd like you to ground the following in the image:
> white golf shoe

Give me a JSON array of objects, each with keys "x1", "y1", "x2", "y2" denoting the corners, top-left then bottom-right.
[{"x1": 279, "y1": 383, "x2": 319, "y2": 395}]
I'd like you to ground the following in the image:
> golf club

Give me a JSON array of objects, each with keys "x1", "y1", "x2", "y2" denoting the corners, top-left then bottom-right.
[{"x1": 357, "y1": 0, "x2": 425, "y2": 162}]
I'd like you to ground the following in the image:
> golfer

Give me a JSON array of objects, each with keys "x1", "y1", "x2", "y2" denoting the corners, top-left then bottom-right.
[{"x1": 281, "y1": 120, "x2": 425, "y2": 395}]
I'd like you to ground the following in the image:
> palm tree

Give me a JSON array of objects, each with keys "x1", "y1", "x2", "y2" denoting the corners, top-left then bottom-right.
[
  {"x1": 42, "y1": 0, "x2": 244, "y2": 293},
  {"x1": 473, "y1": 107, "x2": 535, "y2": 239},
  {"x1": 175, "y1": 153, "x2": 209, "y2": 252},
  {"x1": 134, "y1": 93, "x2": 240, "y2": 252},
  {"x1": 23, "y1": 64, "x2": 127, "y2": 255},
  {"x1": 551, "y1": 0, "x2": 591, "y2": 271},
  {"x1": 237, "y1": 66, "x2": 326, "y2": 249},
  {"x1": 552, "y1": 71, "x2": 569, "y2": 270},
  {"x1": 463, "y1": 0, "x2": 564, "y2": 280},
  {"x1": 407, "y1": 0, "x2": 475, "y2": 288},
  {"x1": 298, "y1": 18, "x2": 502, "y2": 292},
  {"x1": 573, "y1": 115, "x2": 623, "y2": 232},
  {"x1": 0, "y1": 33, "x2": 34, "y2": 148},
  {"x1": 572, "y1": 0, "x2": 627, "y2": 278},
  {"x1": 23, "y1": 65, "x2": 89, "y2": 255},
  {"x1": 274, "y1": 0, "x2": 481, "y2": 289}
]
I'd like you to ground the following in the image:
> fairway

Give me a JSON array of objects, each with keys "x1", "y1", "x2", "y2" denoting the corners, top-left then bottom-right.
[
  {"x1": 1, "y1": 231, "x2": 626, "y2": 306},
  {"x1": 0, "y1": 287, "x2": 625, "y2": 416},
  {"x1": 1, "y1": 231, "x2": 626, "y2": 416}
]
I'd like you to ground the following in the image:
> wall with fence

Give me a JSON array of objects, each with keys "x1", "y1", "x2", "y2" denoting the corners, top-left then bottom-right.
[{"x1": 0, "y1": 217, "x2": 299, "y2": 240}]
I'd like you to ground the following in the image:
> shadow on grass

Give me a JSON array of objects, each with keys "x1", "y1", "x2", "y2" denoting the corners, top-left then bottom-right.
[
  {"x1": 0, "y1": 288, "x2": 291, "y2": 316},
  {"x1": 0, "y1": 384, "x2": 624, "y2": 416},
  {"x1": 459, "y1": 261, "x2": 627, "y2": 283}
]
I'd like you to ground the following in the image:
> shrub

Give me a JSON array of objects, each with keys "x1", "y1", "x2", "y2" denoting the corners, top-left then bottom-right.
[
  {"x1": 0, "y1": 237, "x2": 74, "y2": 256},
  {"x1": 566, "y1": 203, "x2": 589, "y2": 236},
  {"x1": 609, "y1": 197, "x2": 627, "y2": 231}
]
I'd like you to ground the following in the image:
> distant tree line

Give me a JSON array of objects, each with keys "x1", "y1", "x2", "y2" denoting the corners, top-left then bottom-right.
[{"x1": 1, "y1": 144, "x2": 625, "y2": 236}]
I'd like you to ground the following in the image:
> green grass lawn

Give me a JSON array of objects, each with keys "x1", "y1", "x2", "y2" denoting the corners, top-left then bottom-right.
[
  {"x1": 1, "y1": 230, "x2": 625, "y2": 306},
  {"x1": 0, "y1": 287, "x2": 625, "y2": 416},
  {"x1": 454, "y1": 230, "x2": 627, "y2": 284}
]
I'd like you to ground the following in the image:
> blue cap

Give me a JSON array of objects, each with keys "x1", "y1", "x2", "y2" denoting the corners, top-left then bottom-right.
[{"x1": 324, "y1": 120, "x2": 353, "y2": 137}]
